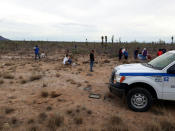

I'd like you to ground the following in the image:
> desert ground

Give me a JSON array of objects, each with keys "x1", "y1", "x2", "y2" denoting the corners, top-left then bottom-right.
[{"x1": 0, "y1": 42, "x2": 175, "y2": 131}]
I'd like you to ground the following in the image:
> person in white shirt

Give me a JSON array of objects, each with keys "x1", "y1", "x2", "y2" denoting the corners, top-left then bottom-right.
[{"x1": 63, "y1": 54, "x2": 69, "y2": 65}]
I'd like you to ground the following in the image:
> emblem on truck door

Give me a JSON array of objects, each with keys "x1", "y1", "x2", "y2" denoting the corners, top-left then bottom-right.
[{"x1": 164, "y1": 77, "x2": 169, "y2": 82}]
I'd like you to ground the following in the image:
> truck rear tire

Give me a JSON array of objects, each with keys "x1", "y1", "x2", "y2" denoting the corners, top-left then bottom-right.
[{"x1": 127, "y1": 88, "x2": 153, "y2": 112}]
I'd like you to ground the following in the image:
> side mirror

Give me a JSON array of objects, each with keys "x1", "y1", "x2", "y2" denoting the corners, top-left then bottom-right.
[{"x1": 167, "y1": 65, "x2": 175, "y2": 74}]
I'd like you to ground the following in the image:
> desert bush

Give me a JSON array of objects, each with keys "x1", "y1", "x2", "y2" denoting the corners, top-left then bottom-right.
[
  {"x1": 50, "y1": 91, "x2": 61, "y2": 98},
  {"x1": 28, "y1": 119, "x2": 35, "y2": 124},
  {"x1": 41, "y1": 91, "x2": 49, "y2": 98},
  {"x1": 66, "y1": 109, "x2": 73, "y2": 115},
  {"x1": 103, "y1": 60, "x2": 110, "y2": 63},
  {"x1": 110, "y1": 115, "x2": 123, "y2": 125},
  {"x1": 29, "y1": 75, "x2": 42, "y2": 81},
  {"x1": 20, "y1": 79, "x2": 27, "y2": 84},
  {"x1": 3, "y1": 73, "x2": 14, "y2": 79},
  {"x1": 56, "y1": 73, "x2": 60, "y2": 78},
  {"x1": 87, "y1": 110, "x2": 92, "y2": 115},
  {"x1": 28, "y1": 126, "x2": 39, "y2": 131},
  {"x1": 47, "y1": 113, "x2": 64, "y2": 130},
  {"x1": 144, "y1": 122, "x2": 161, "y2": 131},
  {"x1": 74, "y1": 117, "x2": 83, "y2": 125},
  {"x1": 46, "y1": 106, "x2": 52, "y2": 111},
  {"x1": 38, "y1": 112, "x2": 47, "y2": 122},
  {"x1": 42, "y1": 83, "x2": 47, "y2": 88},
  {"x1": 0, "y1": 79, "x2": 4, "y2": 84},
  {"x1": 160, "y1": 119, "x2": 175, "y2": 131},
  {"x1": 5, "y1": 107, "x2": 15, "y2": 114}
]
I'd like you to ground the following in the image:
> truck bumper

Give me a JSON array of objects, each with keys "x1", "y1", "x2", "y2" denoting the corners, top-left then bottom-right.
[{"x1": 109, "y1": 82, "x2": 128, "y2": 96}]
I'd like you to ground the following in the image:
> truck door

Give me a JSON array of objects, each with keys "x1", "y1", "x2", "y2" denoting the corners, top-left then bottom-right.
[{"x1": 163, "y1": 64, "x2": 175, "y2": 100}]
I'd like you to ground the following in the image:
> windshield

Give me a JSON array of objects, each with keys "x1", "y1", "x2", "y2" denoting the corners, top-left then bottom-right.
[{"x1": 148, "y1": 52, "x2": 175, "y2": 70}]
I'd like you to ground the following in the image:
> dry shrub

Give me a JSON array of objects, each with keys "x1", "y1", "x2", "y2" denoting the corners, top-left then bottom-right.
[
  {"x1": 5, "y1": 107, "x2": 15, "y2": 114},
  {"x1": 10, "y1": 117, "x2": 18, "y2": 127},
  {"x1": 66, "y1": 109, "x2": 73, "y2": 115},
  {"x1": 110, "y1": 116, "x2": 123, "y2": 125},
  {"x1": 77, "y1": 68, "x2": 83, "y2": 72},
  {"x1": 20, "y1": 79, "x2": 27, "y2": 84},
  {"x1": 50, "y1": 91, "x2": 62, "y2": 98},
  {"x1": 47, "y1": 113, "x2": 64, "y2": 130},
  {"x1": 28, "y1": 119, "x2": 35, "y2": 124},
  {"x1": 19, "y1": 76, "x2": 23, "y2": 79},
  {"x1": 74, "y1": 117, "x2": 83, "y2": 125},
  {"x1": 67, "y1": 79, "x2": 76, "y2": 84},
  {"x1": 0, "y1": 79, "x2": 4, "y2": 84},
  {"x1": 103, "y1": 115, "x2": 128, "y2": 131},
  {"x1": 29, "y1": 74, "x2": 42, "y2": 81},
  {"x1": 160, "y1": 118, "x2": 175, "y2": 131},
  {"x1": 144, "y1": 121, "x2": 161, "y2": 131},
  {"x1": 103, "y1": 60, "x2": 110, "y2": 63},
  {"x1": 42, "y1": 83, "x2": 47, "y2": 88},
  {"x1": 38, "y1": 112, "x2": 47, "y2": 122},
  {"x1": 4, "y1": 63, "x2": 13, "y2": 66},
  {"x1": 28, "y1": 125, "x2": 39, "y2": 131},
  {"x1": 3, "y1": 73, "x2": 14, "y2": 79},
  {"x1": 87, "y1": 110, "x2": 92, "y2": 115},
  {"x1": 56, "y1": 73, "x2": 60, "y2": 78},
  {"x1": 41, "y1": 91, "x2": 49, "y2": 98},
  {"x1": 150, "y1": 106, "x2": 164, "y2": 116},
  {"x1": 46, "y1": 106, "x2": 52, "y2": 111}
]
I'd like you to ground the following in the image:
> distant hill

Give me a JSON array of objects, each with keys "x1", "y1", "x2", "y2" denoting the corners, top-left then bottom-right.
[{"x1": 0, "y1": 36, "x2": 9, "y2": 41}]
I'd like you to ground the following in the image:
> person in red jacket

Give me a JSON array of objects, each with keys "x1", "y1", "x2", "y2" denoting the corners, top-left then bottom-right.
[{"x1": 157, "y1": 49, "x2": 163, "y2": 56}]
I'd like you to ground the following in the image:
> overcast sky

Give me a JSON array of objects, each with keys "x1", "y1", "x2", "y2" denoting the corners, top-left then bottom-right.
[{"x1": 0, "y1": 0, "x2": 175, "y2": 42}]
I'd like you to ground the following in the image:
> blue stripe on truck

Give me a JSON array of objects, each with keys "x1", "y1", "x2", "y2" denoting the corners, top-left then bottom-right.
[{"x1": 120, "y1": 73, "x2": 175, "y2": 76}]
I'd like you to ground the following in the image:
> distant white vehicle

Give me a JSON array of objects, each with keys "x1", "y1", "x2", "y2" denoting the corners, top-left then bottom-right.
[{"x1": 109, "y1": 51, "x2": 175, "y2": 112}]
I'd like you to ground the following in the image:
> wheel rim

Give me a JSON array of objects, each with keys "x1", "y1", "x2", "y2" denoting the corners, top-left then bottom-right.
[{"x1": 131, "y1": 93, "x2": 148, "y2": 109}]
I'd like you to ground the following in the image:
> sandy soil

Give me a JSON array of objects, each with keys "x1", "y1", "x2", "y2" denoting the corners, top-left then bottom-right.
[{"x1": 0, "y1": 52, "x2": 175, "y2": 131}]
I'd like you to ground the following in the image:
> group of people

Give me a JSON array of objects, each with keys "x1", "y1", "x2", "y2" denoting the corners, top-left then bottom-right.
[
  {"x1": 157, "y1": 49, "x2": 166, "y2": 56},
  {"x1": 34, "y1": 45, "x2": 167, "y2": 72},
  {"x1": 118, "y1": 48, "x2": 128, "y2": 60},
  {"x1": 119, "y1": 47, "x2": 150, "y2": 60}
]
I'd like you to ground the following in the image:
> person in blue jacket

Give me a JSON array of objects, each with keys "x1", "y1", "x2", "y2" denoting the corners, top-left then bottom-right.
[{"x1": 34, "y1": 45, "x2": 40, "y2": 60}]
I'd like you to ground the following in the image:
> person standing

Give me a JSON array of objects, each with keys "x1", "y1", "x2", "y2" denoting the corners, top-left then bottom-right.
[
  {"x1": 118, "y1": 48, "x2": 123, "y2": 61},
  {"x1": 134, "y1": 48, "x2": 139, "y2": 59},
  {"x1": 34, "y1": 45, "x2": 40, "y2": 60},
  {"x1": 124, "y1": 49, "x2": 128, "y2": 60},
  {"x1": 157, "y1": 49, "x2": 163, "y2": 56},
  {"x1": 142, "y1": 48, "x2": 148, "y2": 60},
  {"x1": 90, "y1": 50, "x2": 95, "y2": 72}
]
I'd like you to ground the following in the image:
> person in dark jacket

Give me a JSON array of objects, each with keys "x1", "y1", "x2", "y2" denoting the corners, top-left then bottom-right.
[
  {"x1": 118, "y1": 48, "x2": 123, "y2": 61},
  {"x1": 34, "y1": 45, "x2": 40, "y2": 60},
  {"x1": 134, "y1": 48, "x2": 139, "y2": 59},
  {"x1": 90, "y1": 50, "x2": 95, "y2": 72}
]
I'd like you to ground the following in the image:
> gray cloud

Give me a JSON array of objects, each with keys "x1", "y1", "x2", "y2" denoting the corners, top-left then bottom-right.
[{"x1": 0, "y1": 0, "x2": 175, "y2": 42}]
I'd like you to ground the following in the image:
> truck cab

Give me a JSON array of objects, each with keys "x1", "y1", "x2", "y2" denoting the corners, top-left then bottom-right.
[{"x1": 109, "y1": 51, "x2": 175, "y2": 112}]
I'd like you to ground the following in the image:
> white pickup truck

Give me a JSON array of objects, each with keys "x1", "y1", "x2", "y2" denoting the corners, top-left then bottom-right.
[{"x1": 109, "y1": 51, "x2": 175, "y2": 112}]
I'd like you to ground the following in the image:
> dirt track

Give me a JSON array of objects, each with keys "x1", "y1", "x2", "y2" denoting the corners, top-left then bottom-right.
[{"x1": 0, "y1": 52, "x2": 175, "y2": 131}]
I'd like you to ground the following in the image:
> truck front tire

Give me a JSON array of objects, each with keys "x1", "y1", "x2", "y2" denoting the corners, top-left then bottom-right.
[{"x1": 127, "y1": 88, "x2": 153, "y2": 112}]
